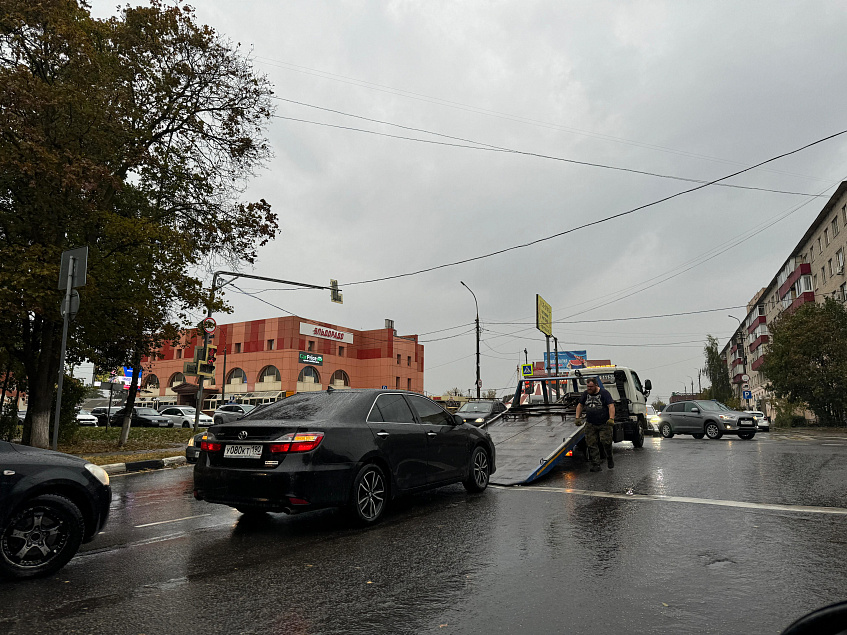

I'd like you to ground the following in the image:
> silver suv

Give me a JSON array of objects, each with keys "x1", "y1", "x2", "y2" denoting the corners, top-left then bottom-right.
[
  {"x1": 656, "y1": 400, "x2": 756, "y2": 440},
  {"x1": 212, "y1": 403, "x2": 255, "y2": 425}
]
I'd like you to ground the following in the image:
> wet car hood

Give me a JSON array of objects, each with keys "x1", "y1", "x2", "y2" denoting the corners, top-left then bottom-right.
[{"x1": 6, "y1": 441, "x2": 88, "y2": 466}]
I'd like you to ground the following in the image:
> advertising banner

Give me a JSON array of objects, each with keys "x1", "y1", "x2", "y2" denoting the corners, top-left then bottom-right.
[{"x1": 543, "y1": 350, "x2": 588, "y2": 371}]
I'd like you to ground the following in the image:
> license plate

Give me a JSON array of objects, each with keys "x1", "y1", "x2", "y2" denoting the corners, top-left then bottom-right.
[{"x1": 224, "y1": 444, "x2": 263, "y2": 459}]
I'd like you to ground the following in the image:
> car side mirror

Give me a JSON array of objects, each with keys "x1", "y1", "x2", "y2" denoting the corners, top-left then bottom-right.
[
  {"x1": 691, "y1": 407, "x2": 700, "y2": 413},
  {"x1": 644, "y1": 379, "x2": 652, "y2": 391},
  {"x1": 453, "y1": 414, "x2": 464, "y2": 426}
]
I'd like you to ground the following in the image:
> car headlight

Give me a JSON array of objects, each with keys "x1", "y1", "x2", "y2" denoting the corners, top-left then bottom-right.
[
  {"x1": 475, "y1": 418, "x2": 485, "y2": 423},
  {"x1": 718, "y1": 414, "x2": 736, "y2": 421},
  {"x1": 84, "y1": 463, "x2": 110, "y2": 486}
]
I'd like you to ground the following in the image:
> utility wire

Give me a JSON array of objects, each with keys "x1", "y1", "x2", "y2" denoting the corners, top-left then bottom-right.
[
  {"x1": 487, "y1": 305, "x2": 748, "y2": 325},
  {"x1": 272, "y1": 98, "x2": 824, "y2": 197},
  {"x1": 336, "y1": 128, "x2": 847, "y2": 286}
]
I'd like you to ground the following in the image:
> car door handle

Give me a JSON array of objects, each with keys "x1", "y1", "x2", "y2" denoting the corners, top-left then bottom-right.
[
  {"x1": 427, "y1": 432, "x2": 437, "y2": 437},
  {"x1": 376, "y1": 431, "x2": 389, "y2": 437}
]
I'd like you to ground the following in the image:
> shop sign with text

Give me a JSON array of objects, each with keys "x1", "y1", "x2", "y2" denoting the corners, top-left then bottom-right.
[
  {"x1": 299, "y1": 352, "x2": 323, "y2": 366},
  {"x1": 299, "y1": 322, "x2": 353, "y2": 344}
]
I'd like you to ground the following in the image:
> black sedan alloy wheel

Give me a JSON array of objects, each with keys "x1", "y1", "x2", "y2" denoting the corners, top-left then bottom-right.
[
  {"x1": 351, "y1": 464, "x2": 387, "y2": 524},
  {"x1": 0, "y1": 495, "x2": 85, "y2": 579},
  {"x1": 463, "y1": 446, "x2": 490, "y2": 493}
]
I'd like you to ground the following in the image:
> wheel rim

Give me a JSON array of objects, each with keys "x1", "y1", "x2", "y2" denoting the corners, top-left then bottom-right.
[
  {"x1": 707, "y1": 424, "x2": 718, "y2": 438},
  {"x1": 357, "y1": 469, "x2": 385, "y2": 520},
  {"x1": 1, "y1": 505, "x2": 69, "y2": 570},
  {"x1": 473, "y1": 450, "x2": 489, "y2": 488},
  {"x1": 662, "y1": 424, "x2": 671, "y2": 437}
]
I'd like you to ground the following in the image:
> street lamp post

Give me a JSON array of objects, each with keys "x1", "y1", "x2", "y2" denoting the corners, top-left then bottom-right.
[
  {"x1": 460, "y1": 281, "x2": 481, "y2": 399},
  {"x1": 687, "y1": 375, "x2": 695, "y2": 396}
]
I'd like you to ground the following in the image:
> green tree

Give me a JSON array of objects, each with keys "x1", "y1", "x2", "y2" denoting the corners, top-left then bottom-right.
[
  {"x1": 702, "y1": 335, "x2": 733, "y2": 404},
  {"x1": 0, "y1": 1, "x2": 278, "y2": 447},
  {"x1": 651, "y1": 398, "x2": 666, "y2": 412},
  {"x1": 761, "y1": 298, "x2": 847, "y2": 426}
]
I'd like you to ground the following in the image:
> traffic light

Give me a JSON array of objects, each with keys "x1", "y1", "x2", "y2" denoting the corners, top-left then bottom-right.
[{"x1": 330, "y1": 279, "x2": 343, "y2": 304}]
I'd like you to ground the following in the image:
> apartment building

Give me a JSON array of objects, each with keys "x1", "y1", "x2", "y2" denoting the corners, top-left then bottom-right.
[{"x1": 722, "y1": 182, "x2": 847, "y2": 417}]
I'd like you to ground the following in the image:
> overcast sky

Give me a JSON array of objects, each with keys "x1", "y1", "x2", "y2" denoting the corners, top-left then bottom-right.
[{"x1": 89, "y1": 1, "x2": 847, "y2": 401}]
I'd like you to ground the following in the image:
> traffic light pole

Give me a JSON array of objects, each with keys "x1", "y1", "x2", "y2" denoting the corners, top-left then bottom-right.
[{"x1": 191, "y1": 271, "x2": 335, "y2": 431}]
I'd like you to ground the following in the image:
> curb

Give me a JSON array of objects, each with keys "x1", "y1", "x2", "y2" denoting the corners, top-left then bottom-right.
[{"x1": 102, "y1": 455, "x2": 187, "y2": 475}]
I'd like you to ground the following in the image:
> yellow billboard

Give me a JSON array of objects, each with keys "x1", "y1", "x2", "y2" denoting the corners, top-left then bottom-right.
[{"x1": 536, "y1": 294, "x2": 552, "y2": 336}]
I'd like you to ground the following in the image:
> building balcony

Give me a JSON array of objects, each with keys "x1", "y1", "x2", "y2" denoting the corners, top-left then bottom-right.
[
  {"x1": 732, "y1": 373, "x2": 746, "y2": 384},
  {"x1": 788, "y1": 291, "x2": 816, "y2": 313},
  {"x1": 732, "y1": 357, "x2": 745, "y2": 368},
  {"x1": 778, "y1": 263, "x2": 812, "y2": 298},
  {"x1": 747, "y1": 315, "x2": 766, "y2": 333},
  {"x1": 730, "y1": 344, "x2": 738, "y2": 355},
  {"x1": 749, "y1": 334, "x2": 769, "y2": 352},
  {"x1": 751, "y1": 356, "x2": 766, "y2": 371}
]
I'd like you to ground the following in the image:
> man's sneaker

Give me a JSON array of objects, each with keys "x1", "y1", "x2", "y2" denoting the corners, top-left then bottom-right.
[
  {"x1": 607, "y1": 456, "x2": 614, "y2": 469},
  {"x1": 590, "y1": 465, "x2": 602, "y2": 472}
]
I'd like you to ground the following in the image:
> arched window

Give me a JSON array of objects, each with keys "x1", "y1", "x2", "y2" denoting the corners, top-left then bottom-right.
[
  {"x1": 168, "y1": 372, "x2": 185, "y2": 387},
  {"x1": 227, "y1": 368, "x2": 246, "y2": 385},
  {"x1": 143, "y1": 374, "x2": 160, "y2": 389},
  {"x1": 258, "y1": 365, "x2": 281, "y2": 382},
  {"x1": 297, "y1": 366, "x2": 320, "y2": 384},
  {"x1": 331, "y1": 370, "x2": 350, "y2": 387}
]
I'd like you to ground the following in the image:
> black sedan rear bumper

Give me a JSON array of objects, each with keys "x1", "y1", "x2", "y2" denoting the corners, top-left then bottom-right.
[{"x1": 193, "y1": 454, "x2": 356, "y2": 512}]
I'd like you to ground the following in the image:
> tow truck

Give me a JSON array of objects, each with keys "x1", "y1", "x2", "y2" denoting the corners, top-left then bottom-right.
[{"x1": 485, "y1": 366, "x2": 652, "y2": 485}]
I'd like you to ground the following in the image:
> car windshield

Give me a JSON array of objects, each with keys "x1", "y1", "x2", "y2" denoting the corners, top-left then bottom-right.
[
  {"x1": 457, "y1": 402, "x2": 494, "y2": 414},
  {"x1": 79, "y1": 409, "x2": 91, "y2": 415},
  {"x1": 135, "y1": 408, "x2": 159, "y2": 416},
  {"x1": 696, "y1": 401, "x2": 727, "y2": 412},
  {"x1": 179, "y1": 408, "x2": 196, "y2": 413}
]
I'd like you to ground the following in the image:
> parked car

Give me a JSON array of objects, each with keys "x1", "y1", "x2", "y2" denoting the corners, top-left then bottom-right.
[
  {"x1": 158, "y1": 406, "x2": 213, "y2": 428},
  {"x1": 75, "y1": 409, "x2": 98, "y2": 426},
  {"x1": 656, "y1": 400, "x2": 757, "y2": 440},
  {"x1": 0, "y1": 441, "x2": 111, "y2": 579},
  {"x1": 746, "y1": 410, "x2": 770, "y2": 432},
  {"x1": 16, "y1": 410, "x2": 26, "y2": 423},
  {"x1": 109, "y1": 407, "x2": 169, "y2": 427},
  {"x1": 194, "y1": 389, "x2": 496, "y2": 524},
  {"x1": 90, "y1": 406, "x2": 120, "y2": 426},
  {"x1": 455, "y1": 399, "x2": 507, "y2": 426},
  {"x1": 212, "y1": 403, "x2": 255, "y2": 425},
  {"x1": 186, "y1": 430, "x2": 206, "y2": 464}
]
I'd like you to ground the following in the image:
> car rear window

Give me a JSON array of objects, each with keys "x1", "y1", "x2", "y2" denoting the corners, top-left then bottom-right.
[{"x1": 242, "y1": 391, "x2": 363, "y2": 422}]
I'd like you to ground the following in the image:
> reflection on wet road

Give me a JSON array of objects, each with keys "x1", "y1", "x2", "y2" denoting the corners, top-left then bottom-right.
[{"x1": 0, "y1": 433, "x2": 845, "y2": 634}]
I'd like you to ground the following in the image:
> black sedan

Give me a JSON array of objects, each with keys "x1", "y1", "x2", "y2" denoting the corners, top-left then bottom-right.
[
  {"x1": 194, "y1": 389, "x2": 496, "y2": 524},
  {"x1": 0, "y1": 441, "x2": 111, "y2": 579},
  {"x1": 109, "y1": 406, "x2": 169, "y2": 427}
]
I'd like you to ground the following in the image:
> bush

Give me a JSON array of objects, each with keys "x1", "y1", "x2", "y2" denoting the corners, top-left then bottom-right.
[
  {"x1": 55, "y1": 376, "x2": 88, "y2": 444},
  {"x1": 0, "y1": 402, "x2": 19, "y2": 441}
]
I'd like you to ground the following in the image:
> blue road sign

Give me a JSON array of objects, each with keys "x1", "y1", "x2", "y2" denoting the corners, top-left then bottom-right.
[
  {"x1": 742, "y1": 390, "x2": 752, "y2": 399},
  {"x1": 521, "y1": 364, "x2": 533, "y2": 377},
  {"x1": 382, "y1": 385, "x2": 388, "y2": 389}
]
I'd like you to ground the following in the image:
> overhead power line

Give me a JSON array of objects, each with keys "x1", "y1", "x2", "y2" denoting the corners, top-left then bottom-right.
[
  {"x1": 256, "y1": 56, "x2": 829, "y2": 182},
  {"x1": 334, "y1": 128, "x2": 847, "y2": 286},
  {"x1": 486, "y1": 305, "x2": 748, "y2": 325},
  {"x1": 271, "y1": 105, "x2": 824, "y2": 197}
]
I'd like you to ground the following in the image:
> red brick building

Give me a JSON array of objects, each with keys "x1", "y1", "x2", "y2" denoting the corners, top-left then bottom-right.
[{"x1": 138, "y1": 317, "x2": 424, "y2": 411}]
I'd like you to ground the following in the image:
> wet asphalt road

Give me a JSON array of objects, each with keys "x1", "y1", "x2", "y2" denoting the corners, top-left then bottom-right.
[{"x1": 1, "y1": 431, "x2": 846, "y2": 635}]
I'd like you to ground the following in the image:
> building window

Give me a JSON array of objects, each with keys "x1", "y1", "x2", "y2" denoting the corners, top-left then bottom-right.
[
  {"x1": 169, "y1": 372, "x2": 185, "y2": 387},
  {"x1": 396, "y1": 354, "x2": 401, "y2": 364},
  {"x1": 226, "y1": 368, "x2": 246, "y2": 385},
  {"x1": 297, "y1": 366, "x2": 320, "y2": 384},
  {"x1": 258, "y1": 365, "x2": 280, "y2": 382},
  {"x1": 829, "y1": 259, "x2": 835, "y2": 277},
  {"x1": 821, "y1": 267, "x2": 826, "y2": 284},
  {"x1": 234, "y1": 343, "x2": 242, "y2": 354},
  {"x1": 143, "y1": 374, "x2": 160, "y2": 389},
  {"x1": 407, "y1": 378, "x2": 412, "y2": 391},
  {"x1": 267, "y1": 339, "x2": 274, "y2": 351},
  {"x1": 838, "y1": 248, "x2": 845, "y2": 271},
  {"x1": 825, "y1": 228, "x2": 830, "y2": 246},
  {"x1": 338, "y1": 345, "x2": 344, "y2": 357},
  {"x1": 818, "y1": 237, "x2": 823, "y2": 253},
  {"x1": 407, "y1": 355, "x2": 411, "y2": 366},
  {"x1": 833, "y1": 216, "x2": 840, "y2": 237},
  {"x1": 395, "y1": 377, "x2": 400, "y2": 389},
  {"x1": 841, "y1": 282, "x2": 847, "y2": 301},
  {"x1": 331, "y1": 369, "x2": 350, "y2": 387},
  {"x1": 176, "y1": 349, "x2": 183, "y2": 359},
  {"x1": 843, "y1": 204, "x2": 847, "y2": 226},
  {"x1": 308, "y1": 340, "x2": 315, "y2": 352}
]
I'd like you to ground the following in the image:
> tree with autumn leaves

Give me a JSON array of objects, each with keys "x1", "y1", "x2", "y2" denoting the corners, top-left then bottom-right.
[{"x1": 0, "y1": 1, "x2": 278, "y2": 447}]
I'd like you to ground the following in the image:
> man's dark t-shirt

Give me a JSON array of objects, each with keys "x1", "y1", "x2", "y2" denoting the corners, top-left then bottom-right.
[{"x1": 579, "y1": 388, "x2": 614, "y2": 425}]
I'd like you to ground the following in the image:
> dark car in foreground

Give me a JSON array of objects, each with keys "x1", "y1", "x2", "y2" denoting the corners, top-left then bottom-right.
[
  {"x1": 656, "y1": 400, "x2": 757, "y2": 440},
  {"x1": 0, "y1": 441, "x2": 111, "y2": 579},
  {"x1": 455, "y1": 399, "x2": 507, "y2": 426},
  {"x1": 194, "y1": 389, "x2": 496, "y2": 524}
]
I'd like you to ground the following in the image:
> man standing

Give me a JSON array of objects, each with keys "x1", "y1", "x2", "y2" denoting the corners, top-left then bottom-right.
[{"x1": 575, "y1": 377, "x2": 616, "y2": 472}]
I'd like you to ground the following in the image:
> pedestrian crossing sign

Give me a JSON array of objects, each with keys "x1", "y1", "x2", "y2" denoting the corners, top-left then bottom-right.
[{"x1": 521, "y1": 364, "x2": 533, "y2": 377}]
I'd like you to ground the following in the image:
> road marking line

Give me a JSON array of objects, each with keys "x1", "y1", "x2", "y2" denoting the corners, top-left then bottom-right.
[
  {"x1": 821, "y1": 443, "x2": 844, "y2": 446},
  {"x1": 135, "y1": 513, "x2": 212, "y2": 528},
  {"x1": 492, "y1": 485, "x2": 847, "y2": 516}
]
